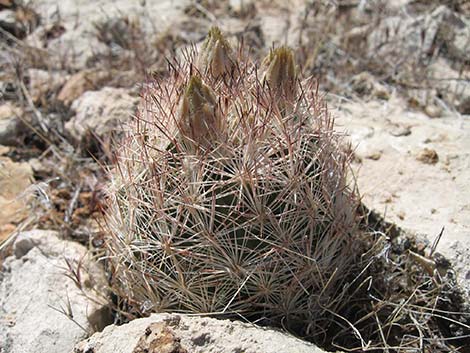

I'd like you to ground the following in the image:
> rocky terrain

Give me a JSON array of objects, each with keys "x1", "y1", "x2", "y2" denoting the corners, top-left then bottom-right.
[{"x1": 0, "y1": 0, "x2": 469, "y2": 352}]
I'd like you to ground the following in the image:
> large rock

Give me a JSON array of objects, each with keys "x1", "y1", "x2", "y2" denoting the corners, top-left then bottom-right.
[
  {"x1": 0, "y1": 103, "x2": 22, "y2": 146},
  {"x1": 0, "y1": 157, "x2": 32, "y2": 242},
  {"x1": 0, "y1": 230, "x2": 110, "y2": 353},
  {"x1": 73, "y1": 313, "x2": 328, "y2": 353},
  {"x1": 65, "y1": 87, "x2": 138, "y2": 143},
  {"x1": 57, "y1": 70, "x2": 110, "y2": 106},
  {"x1": 335, "y1": 94, "x2": 470, "y2": 289}
]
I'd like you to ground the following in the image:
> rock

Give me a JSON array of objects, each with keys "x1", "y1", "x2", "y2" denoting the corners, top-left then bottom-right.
[
  {"x1": 0, "y1": 223, "x2": 15, "y2": 244},
  {"x1": 0, "y1": 230, "x2": 110, "y2": 353},
  {"x1": 65, "y1": 87, "x2": 138, "y2": 143},
  {"x1": 388, "y1": 122, "x2": 412, "y2": 137},
  {"x1": 450, "y1": 240, "x2": 470, "y2": 298},
  {"x1": 0, "y1": 157, "x2": 32, "y2": 240},
  {"x1": 73, "y1": 313, "x2": 328, "y2": 353},
  {"x1": 365, "y1": 151, "x2": 382, "y2": 160},
  {"x1": 57, "y1": 70, "x2": 110, "y2": 106},
  {"x1": 28, "y1": 68, "x2": 68, "y2": 104},
  {"x1": 416, "y1": 147, "x2": 439, "y2": 164},
  {"x1": 25, "y1": 25, "x2": 109, "y2": 70},
  {"x1": 25, "y1": 0, "x2": 191, "y2": 70},
  {"x1": 0, "y1": 103, "x2": 22, "y2": 145},
  {"x1": 350, "y1": 72, "x2": 390, "y2": 100},
  {"x1": 335, "y1": 95, "x2": 470, "y2": 287},
  {"x1": 424, "y1": 104, "x2": 442, "y2": 118},
  {"x1": 28, "y1": 157, "x2": 48, "y2": 174},
  {"x1": 0, "y1": 145, "x2": 9, "y2": 155}
]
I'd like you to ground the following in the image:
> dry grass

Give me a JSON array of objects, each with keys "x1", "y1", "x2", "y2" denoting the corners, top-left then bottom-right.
[
  {"x1": 292, "y1": 1, "x2": 470, "y2": 115},
  {"x1": 0, "y1": 11, "x2": 108, "y2": 248}
]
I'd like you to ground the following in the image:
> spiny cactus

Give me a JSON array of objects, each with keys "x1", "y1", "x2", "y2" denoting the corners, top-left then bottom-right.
[{"x1": 104, "y1": 27, "x2": 363, "y2": 338}]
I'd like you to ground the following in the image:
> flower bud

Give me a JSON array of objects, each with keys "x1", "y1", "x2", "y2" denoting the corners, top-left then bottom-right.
[
  {"x1": 261, "y1": 47, "x2": 297, "y2": 103},
  {"x1": 179, "y1": 76, "x2": 223, "y2": 147},
  {"x1": 198, "y1": 27, "x2": 235, "y2": 78}
]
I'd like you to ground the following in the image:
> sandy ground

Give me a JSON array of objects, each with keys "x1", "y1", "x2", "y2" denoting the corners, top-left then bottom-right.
[{"x1": 334, "y1": 94, "x2": 470, "y2": 285}]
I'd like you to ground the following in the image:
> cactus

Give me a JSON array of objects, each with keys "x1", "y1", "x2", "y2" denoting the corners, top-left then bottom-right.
[{"x1": 104, "y1": 27, "x2": 362, "y2": 339}]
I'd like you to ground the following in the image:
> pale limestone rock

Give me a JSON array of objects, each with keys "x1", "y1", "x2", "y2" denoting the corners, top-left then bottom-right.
[
  {"x1": 65, "y1": 87, "x2": 138, "y2": 142},
  {"x1": 25, "y1": 0, "x2": 191, "y2": 70},
  {"x1": 0, "y1": 157, "x2": 32, "y2": 242},
  {"x1": 334, "y1": 94, "x2": 470, "y2": 288},
  {"x1": 57, "y1": 70, "x2": 110, "y2": 106},
  {"x1": 0, "y1": 103, "x2": 22, "y2": 146},
  {"x1": 0, "y1": 230, "x2": 110, "y2": 353},
  {"x1": 74, "y1": 313, "x2": 328, "y2": 353}
]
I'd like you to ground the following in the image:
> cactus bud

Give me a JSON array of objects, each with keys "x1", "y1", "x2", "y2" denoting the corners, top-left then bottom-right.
[
  {"x1": 178, "y1": 76, "x2": 223, "y2": 147},
  {"x1": 197, "y1": 27, "x2": 235, "y2": 78},
  {"x1": 261, "y1": 47, "x2": 297, "y2": 103}
]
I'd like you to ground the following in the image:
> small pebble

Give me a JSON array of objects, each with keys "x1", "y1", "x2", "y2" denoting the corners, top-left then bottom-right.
[
  {"x1": 425, "y1": 105, "x2": 442, "y2": 118},
  {"x1": 416, "y1": 148, "x2": 439, "y2": 165}
]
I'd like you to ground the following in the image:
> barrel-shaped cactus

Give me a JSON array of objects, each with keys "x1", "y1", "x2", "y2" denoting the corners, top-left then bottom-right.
[{"x1": 104, "y1": 27, "x2": 362, "y2": 338}]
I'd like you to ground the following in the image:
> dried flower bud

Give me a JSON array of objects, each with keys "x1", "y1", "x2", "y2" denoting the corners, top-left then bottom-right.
[
  {"x1": 261, "y1": 47, "x2": 297, "y2": 103},
  {"x1": 197, "y1": 27, "x2": 235, "y2": 78},
  {"x1": 179, "y1": 76, "x2": 223, "y2": 147}
]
